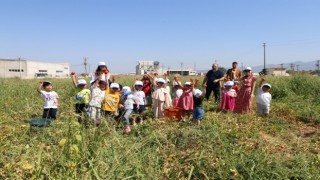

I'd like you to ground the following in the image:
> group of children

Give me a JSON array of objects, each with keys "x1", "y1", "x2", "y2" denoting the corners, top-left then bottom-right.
[{"x1": 36, "y1": 62, "x2": 272, "y2": 133}]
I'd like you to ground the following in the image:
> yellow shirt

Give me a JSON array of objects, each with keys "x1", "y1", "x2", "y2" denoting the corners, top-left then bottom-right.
[{"x1": 102, "y1": 89, "x2": 120, "y2": 112}]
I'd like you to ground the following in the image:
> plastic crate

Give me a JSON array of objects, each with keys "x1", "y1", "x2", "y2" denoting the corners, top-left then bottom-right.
[{"x1": 164, "y1": 107, "x2": 183, "y2": 121}]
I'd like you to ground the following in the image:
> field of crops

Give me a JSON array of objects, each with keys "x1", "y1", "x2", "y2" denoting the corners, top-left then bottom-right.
[{"x1": 0, "y1": 75, "x2": 320, "y2": 179}]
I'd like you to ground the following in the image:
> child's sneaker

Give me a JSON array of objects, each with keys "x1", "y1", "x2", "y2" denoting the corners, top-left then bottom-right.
[{"x1": 124, "y1": 126, "x2": 131, "y2": 133}]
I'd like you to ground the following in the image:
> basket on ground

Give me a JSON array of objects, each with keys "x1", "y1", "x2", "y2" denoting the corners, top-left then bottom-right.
[{"x1": 164, "y1": 107, "x2": 183, "y2": 121}]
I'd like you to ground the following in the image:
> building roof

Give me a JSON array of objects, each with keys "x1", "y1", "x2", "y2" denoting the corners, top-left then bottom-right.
[{"x1": 0, "y1": 58, "x2": 69, "y2": 65}]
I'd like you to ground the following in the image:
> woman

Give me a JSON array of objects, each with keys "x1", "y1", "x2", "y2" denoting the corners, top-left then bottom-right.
[{"x1": 234, "y1": 67, "x2": 257, "y2": 114}]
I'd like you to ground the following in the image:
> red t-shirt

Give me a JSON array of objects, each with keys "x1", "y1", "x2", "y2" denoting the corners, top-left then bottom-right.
[{"x1": 143, "y1": 82, "x2": 151, "y2": 96}]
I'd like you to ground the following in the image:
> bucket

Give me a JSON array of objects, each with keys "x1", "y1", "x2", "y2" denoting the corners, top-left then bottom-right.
[{"x1": 164, "y1": 107, "x2": 183, "y2": 121}]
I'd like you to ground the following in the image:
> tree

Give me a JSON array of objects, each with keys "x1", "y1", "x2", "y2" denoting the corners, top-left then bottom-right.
[{"x1": 219, "y1": 67, "x2": 227, "y2": 74}]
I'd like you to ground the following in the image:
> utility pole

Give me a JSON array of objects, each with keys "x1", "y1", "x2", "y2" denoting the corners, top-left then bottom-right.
[
  {"x1": 263, "y1": 43, "x2": 266, "y2": 70},
  {"x1": 180, "y1": 62, "x2": 183, "y2": 76},
  {"x1": 296, "y1": 65, "x2": 300, "y2": 71},
  {"x1": 241, "y1": 62, "x2": 244, "y2": 71},
  {"x1": 316, "y1": 60, "x2": 320, "y2": 71},
  {"x1": 83, "y1": 57, "x2": 88, "y2": 74},
  {"x1": 290, "y1": 63, "x2": 295, "y2": 71}
]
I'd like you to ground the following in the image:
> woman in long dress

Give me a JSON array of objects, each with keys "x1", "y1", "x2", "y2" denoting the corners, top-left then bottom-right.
[{"x1": 234, "y1": 67, "x2": 257, "y2": 114}]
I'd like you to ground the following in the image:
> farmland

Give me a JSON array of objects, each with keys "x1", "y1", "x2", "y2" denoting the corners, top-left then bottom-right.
[{"x1": 0, "y1": 75, "x2": 320, "y2": 179}]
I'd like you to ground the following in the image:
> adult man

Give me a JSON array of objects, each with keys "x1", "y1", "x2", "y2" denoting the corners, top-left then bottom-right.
[
  {"x1": 226, "y1": 62, "x2": 242, "y2": 81},
  {"x1": 202, "y1": 63, "x2": 225, "y2": 103}
]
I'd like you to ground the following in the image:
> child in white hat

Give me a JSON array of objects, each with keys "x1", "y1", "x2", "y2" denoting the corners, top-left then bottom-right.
[
  {"x1": 119, "y1": 86, "x2": 139, "y2": 133},
  {"x1": 221, "y1": 81, "x2": 237, "y2": 112},
  {"x1": 177, "y1": 79, "x2": 195, "y2": 121},
  {"x1": 102, "y1": 82, "x2": 120, "y2": 119},
  {"x1": 256, "y1": 77, "x2": 272, "y2": 115},
  {"x1": 193, "y1": 86, "x2": 206, "y2": 128},
  {"x1": 172, "y1": 74, "x2": 183, "y2": 107},
  {"x1": 88, "y1": 74, "x2": 107, "y2": 125},
  {"x1": 151, "y1": 77, "x2": 170, "y2": 119},
  {"x1": 71, "y1": 73, "x2": 91, "y2": 123},
  {"x1": 132, "y1": 80, "x2": 146, "y2": 125}
]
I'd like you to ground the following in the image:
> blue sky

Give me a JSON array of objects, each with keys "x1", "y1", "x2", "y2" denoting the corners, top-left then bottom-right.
[{"x1": 1, "y1": 0, "x2": 320, "y2": 73}]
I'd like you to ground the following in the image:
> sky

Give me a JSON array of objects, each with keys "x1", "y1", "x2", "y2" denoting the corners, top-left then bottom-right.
[{"x1": 1, "y1": 0, "x2": 320, "y2": 74}]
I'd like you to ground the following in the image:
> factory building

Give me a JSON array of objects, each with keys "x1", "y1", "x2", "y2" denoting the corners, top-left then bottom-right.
[{"x1": 0, "y1": 59, "x2": 70, "y2": 79}]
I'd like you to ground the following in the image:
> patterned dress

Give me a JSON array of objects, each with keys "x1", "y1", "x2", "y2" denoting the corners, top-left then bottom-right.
[
  {"x1": 177, "y1": 89, "x2": 194, "y2": 111},
  {"x1": 234, "y1": 76, "x2": 257, "y2": 113}
]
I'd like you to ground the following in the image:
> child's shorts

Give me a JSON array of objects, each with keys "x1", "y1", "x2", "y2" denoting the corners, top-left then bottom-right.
[
  {"x1": 193, "y1": 107, "x2": 204, "y2": 120},
  {"x1": 133, "y1": 104, "x2": 145, "y2": 114},
  {"x1": 257, "y1": 103, "x2": 270, "y2": 114}
]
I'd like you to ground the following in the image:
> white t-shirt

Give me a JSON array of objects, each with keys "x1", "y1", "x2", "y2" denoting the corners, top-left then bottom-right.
[
  {"x1": 256, "y1": 88, "x2": 272, "y2": 107},
  {"x1": 133, "y1": 90, "x2": 145, "y2": 105},
  {"x1": 124, "y1": 94, "x2": 135, "y2": 110},
  {"x1": 41, "y1": 90, "x2": 59, "y2": 109},
  {"x1": 89, "y1": 86, "x2": 105, "y2": 107}
]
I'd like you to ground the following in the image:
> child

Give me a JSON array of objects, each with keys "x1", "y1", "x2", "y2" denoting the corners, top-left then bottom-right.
[
  {"x1": 193, "y1": 87, "x2": 206, "y2": 127},
  {"x1": 88, "y1": 74, "x2": 106, "y2": 125},
  {"x1": 221, "y1": 81, "x2": 237, "y2": 112},
  {"x1": 164, "y1": 74, "x2": 173, "y2": 107},
  {"x1": 256, "y1": 77, "x2": 272, "y2": 115},
  {"x1": 119, "y1": 86, "x2": 139, "y2": 133},
  {"x1": 37, "y1": 81, "x2": 59, "y2": 120},
  {"x1": 142, "y1": 75, "x2": 152, "y2": 107},
  {"x1": 71, "y1": 74, "x2": 91, "y2": 122},
  {"x1": 177, "y1": 80, "x2": 195, "y2": 121},
  {"x1": 102, "y1": 82, "x2": 120, "y2": 118},
  {"x1": 232, "y1": 80, "x2": 240, "y2": 93},
  {"x1": 172, "y1": 74, "x2": 183, "y2": 107},
  {"x1": 151, "y1": 78, "x2": 169, "y2": 119},
  {"x1": 132, "y1": 80, "x2": 146, "y2": 125}
]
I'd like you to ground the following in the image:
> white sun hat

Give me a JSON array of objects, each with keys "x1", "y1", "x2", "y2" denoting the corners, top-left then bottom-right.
[
  {"x1": 194, "y1": 89, "x2": 203, "y2": 97},
  {"x1": 77, "y1": 79, "x2": 87, "y2": 85},
  {"x1": 110, "y1": 83, "x2": 120, "y2": 89},
  {"x1": 262, "y1": 83, "x2": 272, "y2": 89},
  {"x1": 224, "y1": 81, "x2": 234, "y2": 87},
  {"x1": 156, "y1": 78, "x2": 166, "y2": 84},
  {"x1": 98, "y1": 62, "x2": 106, "y2": 66},
  {"x1": 134, "y1": 81, "x2": 143, "y2": 86},
  {"x1": 122, "y1": 86, "x2": 131, "y2": 93},
  {"x1": 244, "y1": 67, "x2": 252, "y2": 71},
  {"x1": 184, "y1": 82, "x2": 191, "y2": 86}
]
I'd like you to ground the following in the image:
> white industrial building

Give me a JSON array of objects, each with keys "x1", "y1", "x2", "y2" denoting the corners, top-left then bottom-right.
[
  {"x1": 136, "y1": 60, "x2": 164, "y2": 75},
  {"x1": 0, "y1": 59, "x2": 70, "y2": 79},
  {"x1": 135, "y1": 60, "x2": 198, "y2": 76}
]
